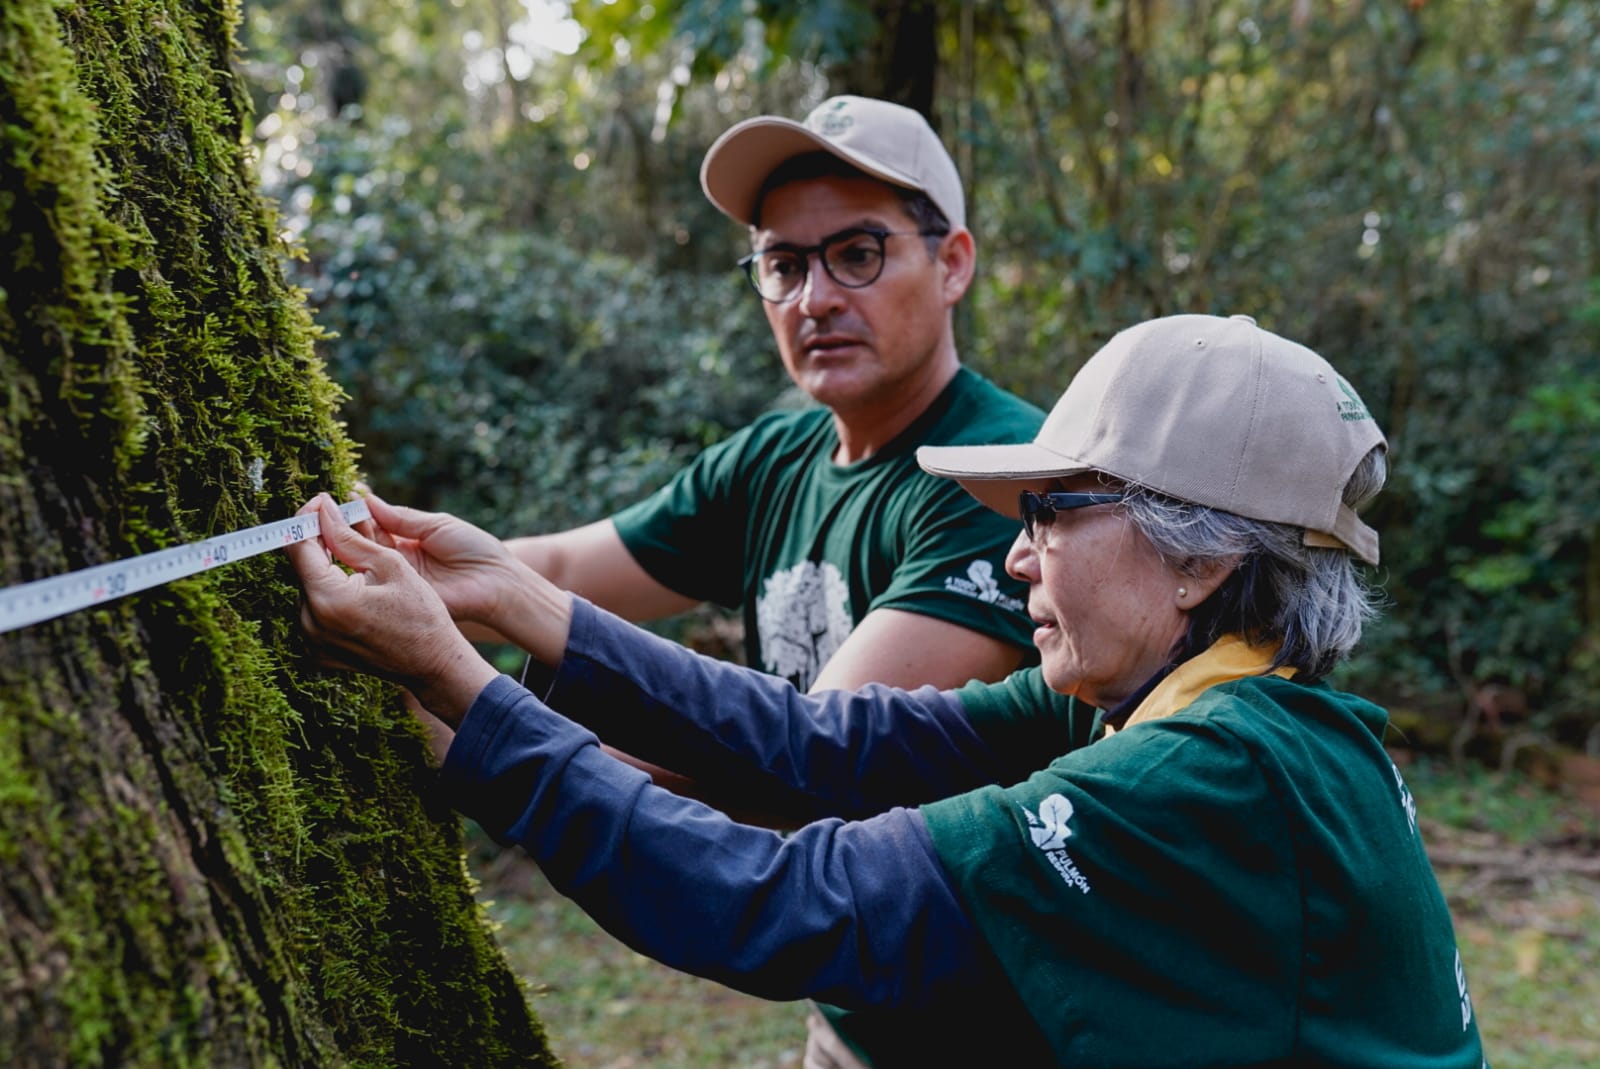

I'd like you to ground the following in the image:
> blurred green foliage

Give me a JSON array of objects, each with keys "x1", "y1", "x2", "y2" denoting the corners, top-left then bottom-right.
[
  {"x1": 289, "y1": 121, "x2": 777, "y2": 531},
  {"x1": 237, "y1": 0, "x2": 1600, "y2": 746}
]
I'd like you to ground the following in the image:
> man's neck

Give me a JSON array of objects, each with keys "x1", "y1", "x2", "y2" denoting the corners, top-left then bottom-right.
[{"x1": 830, "y1": 354, "x2": 962, "y2": 465}]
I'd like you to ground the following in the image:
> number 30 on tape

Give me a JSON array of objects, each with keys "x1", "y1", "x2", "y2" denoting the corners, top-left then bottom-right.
[{"x1": 0, "y1": 498, "x2": 372, "y2": 635}]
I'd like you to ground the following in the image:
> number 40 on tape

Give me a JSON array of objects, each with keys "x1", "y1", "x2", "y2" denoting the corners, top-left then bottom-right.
[{"x1": 0, "y1": 498, "x2": 371, "y2": 635}]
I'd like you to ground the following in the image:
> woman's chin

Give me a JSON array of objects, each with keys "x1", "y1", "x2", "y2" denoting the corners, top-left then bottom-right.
[{"x1": 1039, "y1": 660, "x2": 1080, "y2": 700}]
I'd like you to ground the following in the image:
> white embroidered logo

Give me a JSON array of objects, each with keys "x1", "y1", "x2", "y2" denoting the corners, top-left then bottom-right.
[
  {"x1": 756, "y1": 560, "x2": 853, "y2": 689},
  {"x1": 943, "y1": 559, "x2": 1025, "y2": 612},
  {"x1": 1391, "y1": 761, "x2": 1418, "y2": 835},
  {"x1": 1022, "y1": 794, "x2": 1092, "y2": 894},
  {"x1": 1027, "y1": 793, "x2": 1075, "y2": 850}
]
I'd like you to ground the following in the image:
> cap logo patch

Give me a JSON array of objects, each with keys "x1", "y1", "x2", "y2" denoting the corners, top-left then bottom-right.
[
  {"x1": 811, "y1": 99, "x2": 854, "y2": 136},
  {"x1": 1336, "y1": 376, "x2": 1372, "y2": 422}
]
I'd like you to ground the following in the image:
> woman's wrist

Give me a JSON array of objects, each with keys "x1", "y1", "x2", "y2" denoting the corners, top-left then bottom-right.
[{"x1": 410, "y1": 639, "x2": 500, "y2": 729}]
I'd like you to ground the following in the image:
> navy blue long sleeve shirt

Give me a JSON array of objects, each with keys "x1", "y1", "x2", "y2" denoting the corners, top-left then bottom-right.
[
  {"x1": 437, "y1": 599, "x2": 1488, "y2": 1069},
  {"x1": 437, "y1": 597, "x2": 1007, "y2": 1010}
]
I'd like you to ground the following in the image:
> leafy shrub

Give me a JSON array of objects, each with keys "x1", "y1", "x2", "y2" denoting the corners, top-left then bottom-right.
[{"x1": 282, "y1": 123, "x2": 786, "y2": 536}]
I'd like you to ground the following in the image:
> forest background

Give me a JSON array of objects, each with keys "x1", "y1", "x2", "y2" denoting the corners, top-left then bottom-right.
[
  {"x1": 236, "y1": 0, "x2": 1598, "y2": 1064},
  {"x1": 241, "y1": 0, "x2": 1600, "y2": 747}
]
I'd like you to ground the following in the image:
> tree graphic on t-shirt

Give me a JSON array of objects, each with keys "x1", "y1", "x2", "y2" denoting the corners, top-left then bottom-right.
[{"x1": 755, "y1": 560, "x2": 853, "y2": 689}]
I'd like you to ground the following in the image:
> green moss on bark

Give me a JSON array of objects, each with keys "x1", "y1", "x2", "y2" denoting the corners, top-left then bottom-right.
[{"x1": 0, "y1": 1, "x2": 557, "y2": 1065}]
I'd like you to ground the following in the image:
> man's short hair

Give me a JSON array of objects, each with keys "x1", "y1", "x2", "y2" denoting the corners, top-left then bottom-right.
[{"x1": 750, "y1": 152, "x2": 951, "y2": 250}]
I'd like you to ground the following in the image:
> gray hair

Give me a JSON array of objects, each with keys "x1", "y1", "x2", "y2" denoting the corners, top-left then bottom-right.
[{"x1": 1116, "y1": 446, "x2": 1388, "y2": 680}]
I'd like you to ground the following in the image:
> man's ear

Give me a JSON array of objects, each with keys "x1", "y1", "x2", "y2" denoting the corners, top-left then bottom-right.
[{"x1": 938, "y1": 228, "x2": 977, "y2": 306}]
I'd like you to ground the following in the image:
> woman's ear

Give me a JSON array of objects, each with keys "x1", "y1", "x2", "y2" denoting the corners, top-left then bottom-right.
[{"x1": 1176, "y1": 555, "x2": 1240, "y2": 610}]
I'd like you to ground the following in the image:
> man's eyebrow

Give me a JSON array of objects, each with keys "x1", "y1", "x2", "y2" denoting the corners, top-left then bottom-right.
[{"x1": 753, "y1": 220, "x2": 893, "y2": 250}]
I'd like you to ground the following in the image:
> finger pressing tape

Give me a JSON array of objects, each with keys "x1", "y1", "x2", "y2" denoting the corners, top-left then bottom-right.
[{"x1": 0, "y1": 498, "x2": 372, "y2": 635}]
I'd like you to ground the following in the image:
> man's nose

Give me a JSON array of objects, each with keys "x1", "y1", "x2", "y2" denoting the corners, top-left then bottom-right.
[{"x1": 797, "y1": 255, "x2": 849, "y2": 318}]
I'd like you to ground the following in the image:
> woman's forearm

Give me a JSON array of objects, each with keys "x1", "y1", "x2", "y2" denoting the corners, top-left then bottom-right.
[{"x1": 440, "y1": 674, "x2": 989, "y2": 1009}]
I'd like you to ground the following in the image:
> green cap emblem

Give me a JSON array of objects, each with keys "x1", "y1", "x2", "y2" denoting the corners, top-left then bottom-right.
[
  {"x1": 813, "y1": 99, "x2": 854, "y2": 137},
  {"x1": 1336, "y1": 376, "x2": 1372, "y2": 422}
]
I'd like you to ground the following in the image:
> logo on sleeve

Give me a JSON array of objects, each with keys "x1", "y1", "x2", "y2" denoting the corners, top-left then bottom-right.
[
  {"x1": 1391, "y1": 761, "x2": 1418, "y2": 835},
  {"x1": 1021, "y1": 794, "x2": 1092, "y2": 895},
  {"x1": 944, "y1": 559, "x2": 1025, "y2": 611},
  {"x1": 1455, "y1": 949, "x2": 1474, "y2": 1031}
]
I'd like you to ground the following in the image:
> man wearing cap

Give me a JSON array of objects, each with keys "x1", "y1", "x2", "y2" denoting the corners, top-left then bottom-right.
[
  {"x1": 494, "y1": 95, "x2": 1045, "y2": 699},
  {"x1": 292, "y1": 313, "x2": 1488, "y2": 1069}
]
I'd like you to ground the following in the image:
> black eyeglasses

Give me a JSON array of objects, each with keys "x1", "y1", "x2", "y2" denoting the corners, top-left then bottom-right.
[
  {"x1": 1019, "y1": 490, "x2": 1126, "y2": 542},
  {"x1": 738, "y1": 226, "x2": 942, "y2": 303}
]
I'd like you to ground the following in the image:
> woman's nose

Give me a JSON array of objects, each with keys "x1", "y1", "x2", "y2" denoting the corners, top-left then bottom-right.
[{"x1": 1005, "y1": 528, "x2": 1037, "y2": 583}]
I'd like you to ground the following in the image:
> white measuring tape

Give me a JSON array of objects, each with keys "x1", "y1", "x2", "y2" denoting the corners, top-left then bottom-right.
[{"x1": 0, "y1": 498, "x2": 372, "y2": 636}]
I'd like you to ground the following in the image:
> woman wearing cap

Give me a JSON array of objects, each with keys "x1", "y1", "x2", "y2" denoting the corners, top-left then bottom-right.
[{"x1": 290, "y1": 314, "x2": 1489, "y2": 1068}]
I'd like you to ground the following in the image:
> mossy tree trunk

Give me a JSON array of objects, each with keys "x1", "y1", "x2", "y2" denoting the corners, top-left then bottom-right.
[{"x1": 0, "y1": 1, "x2": 556, "y2": 1065}]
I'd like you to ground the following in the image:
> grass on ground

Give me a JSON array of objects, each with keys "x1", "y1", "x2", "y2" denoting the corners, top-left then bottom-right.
[
  {"x1": 470, "y1": 833, "x2": 806, "y2": 1069},
  {"x1": 1404, "y1": 758, "x2": 1600, "y2": 1069}
]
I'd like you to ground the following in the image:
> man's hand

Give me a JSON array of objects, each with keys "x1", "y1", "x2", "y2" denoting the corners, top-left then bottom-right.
[
  {"x1": 356, "y1": 490, "x2": 575, "y2": 666},
  {"x1": 287, "y1": 493, "x2": 498, "y2": 725},
  {"x1": 357, "y1": 491, "x2": 524, "y2": 627}
]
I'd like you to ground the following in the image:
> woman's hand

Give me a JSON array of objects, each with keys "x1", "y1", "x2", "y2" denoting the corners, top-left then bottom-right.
[{"x1": 287, "y1": 494, "x2": 498, "y2": 725}]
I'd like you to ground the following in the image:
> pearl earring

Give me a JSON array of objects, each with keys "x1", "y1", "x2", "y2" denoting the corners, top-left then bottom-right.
[{"x1": 1177, "y1": 587, "x2": 1188, "y2": 599}]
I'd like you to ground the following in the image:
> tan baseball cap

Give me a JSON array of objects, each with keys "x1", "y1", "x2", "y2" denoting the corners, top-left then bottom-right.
[
  {"x1": 917, "y1": 314, "x2": 1388, "y2": 564},
  {"x1": 700, "y1": 95, "x2": 966, "y2": 230}
]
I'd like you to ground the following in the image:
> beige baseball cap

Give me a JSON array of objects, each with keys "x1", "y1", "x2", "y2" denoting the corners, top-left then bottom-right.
[
  {"x1": 917, "y1": 314, "x2": 1388, "y2": 564},
  {"x1": 700, "y1": 95, "x2": 966, "y2": 230}
]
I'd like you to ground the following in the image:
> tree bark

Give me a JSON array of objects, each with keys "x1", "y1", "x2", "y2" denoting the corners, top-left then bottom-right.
[
  {"x1": 0, "y1": 1, "x2": 555, "y2": 1065},
  {"x1": 831, "y1": 0, "x2": 939, "y2": 118}
]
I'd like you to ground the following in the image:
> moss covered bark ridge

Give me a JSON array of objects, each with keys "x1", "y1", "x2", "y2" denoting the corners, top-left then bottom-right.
[{"x1": 0, "y1": 1, "x2": 557, "y2": 1064}]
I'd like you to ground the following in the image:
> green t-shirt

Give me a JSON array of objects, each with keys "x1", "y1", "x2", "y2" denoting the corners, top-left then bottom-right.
[
  {"x1": 921, "y1": 674, "x2": 1489, "y2": 1067},
  {"x1": 955, "y1": 664, "x2": 1101, "y2": 760},
  {"x1": 612, "y1": 368, "x2": 1045, "y2": 689}
]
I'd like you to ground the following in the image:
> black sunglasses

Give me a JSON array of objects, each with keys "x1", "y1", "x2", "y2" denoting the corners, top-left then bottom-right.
[{"x1": 1019, "y1": 490, "x2": 1126, "y2": 542}]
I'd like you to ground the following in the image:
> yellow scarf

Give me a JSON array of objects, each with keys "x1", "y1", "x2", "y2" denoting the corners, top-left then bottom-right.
[{"x1": 1105, "y1": 634, "x2": 1296, "y2": 735}]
